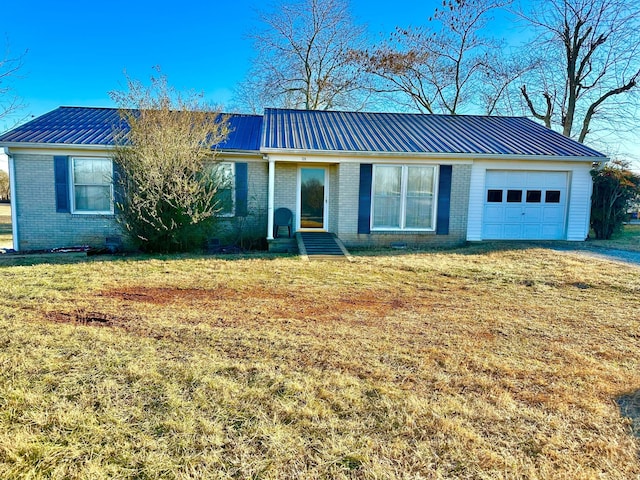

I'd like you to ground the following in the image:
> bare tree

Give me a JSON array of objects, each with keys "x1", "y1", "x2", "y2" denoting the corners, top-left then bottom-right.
[
  {"x1": 110, "y1": 71, "x2": 230, "y2": 253},
  {"x1": 518, "y1": 0, "x2": 640, "y2": 142},
  {"x1": 0, "y1": 40, "x2": 26, "y2": 129},
  {"x1": 353, "y1": 0, "x2": 519, "y2": 114},
  {"x1": 235, "y1": 0, "x2": 367, "y2": 111}
]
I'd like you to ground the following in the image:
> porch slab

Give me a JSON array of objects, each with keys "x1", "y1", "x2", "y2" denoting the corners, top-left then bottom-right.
[{"x1": 268, "y1": 237, "x2": 298, "y2": 254}]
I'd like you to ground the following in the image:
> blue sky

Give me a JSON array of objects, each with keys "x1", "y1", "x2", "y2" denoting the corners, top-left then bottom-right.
[
  {"x1": 2, "y1": 0, "x2": 437, "y2": 119},
  {"x1": 2, "y1": 0, "x2": 638, "y2": 167}
]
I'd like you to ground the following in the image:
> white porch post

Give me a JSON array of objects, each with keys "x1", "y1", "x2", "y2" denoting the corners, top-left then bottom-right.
[
  {"x1": 0, "y1": 148, "x2": 18, "y2": 251},
  {"x1": 266, "y1": 157, "x2": 275, "y2": 240}
]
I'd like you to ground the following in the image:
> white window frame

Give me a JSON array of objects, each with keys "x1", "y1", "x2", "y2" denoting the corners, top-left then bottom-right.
[
  {"x1": 371, "y1": 164, "x2": 439, "y2": 232},
  {"x1": 213, "y1": 162, "x2": 236, "y2": 217},
  {"x1": 70, "y1": 157, "x2": 114, "y2": 215}
]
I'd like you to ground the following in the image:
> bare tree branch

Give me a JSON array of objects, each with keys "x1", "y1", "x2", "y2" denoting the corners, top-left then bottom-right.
[
  {"x1": 0, "y1": 39, "x2": 27, "y2": 128},
  {"x1": 352, "y1": 0, "x2": 518, "y2": 115},
  {"x1": 518, "y1": 0, "x2": 640, "y2": 142},
  {"x1": 521, "y1": 85, "x2": 553, "y2": 127},
  {"x1": 234, "y1": 0, "x2": 367, "y2": 112}
]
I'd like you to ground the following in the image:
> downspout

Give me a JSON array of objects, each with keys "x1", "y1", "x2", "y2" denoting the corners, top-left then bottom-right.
[{"x1": 0, "y1": 147, "x2": 18, "y2": 251}]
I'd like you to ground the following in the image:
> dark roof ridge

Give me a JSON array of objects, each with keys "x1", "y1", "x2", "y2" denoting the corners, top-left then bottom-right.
[
  {"x1": 262, "y1": 106, "x2": 530, "y2": 121},
  {"x1": 55, "y1": 105, "x2": 263, "y2": 118}
]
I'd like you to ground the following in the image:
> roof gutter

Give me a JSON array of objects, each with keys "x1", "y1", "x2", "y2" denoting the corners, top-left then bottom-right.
[
  {"x1": 0, "y1": 147, "x2": 18, "y2": 251},
  {"x1": 259, "y1": 147, "x2": 608, "y2": 163}
]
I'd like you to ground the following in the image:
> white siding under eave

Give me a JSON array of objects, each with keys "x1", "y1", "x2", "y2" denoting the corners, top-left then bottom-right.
[
  {"x1": 566, "y1": 165, "x2": 593, "y2": 241},
  {"x1": 466, "y1": 160, "x2": 594, "y2": 242},
  {"x1": 466, "y1": 162, "x2": 487, "y2": 241}
]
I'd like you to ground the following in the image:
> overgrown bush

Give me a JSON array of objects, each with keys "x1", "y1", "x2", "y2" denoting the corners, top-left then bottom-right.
[
  {"x1": 110, "y1": 72, "x2": 230, "y2": 253},
  {"x1": 590, "y1": 161, "x2": 640, "y2": 239}
]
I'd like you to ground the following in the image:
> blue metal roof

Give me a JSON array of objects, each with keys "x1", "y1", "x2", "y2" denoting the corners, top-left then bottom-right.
[
  {"x1": 0, "y1": 106, "x2": 606, "y2": 159},
  {"x1": 262, "y1": 108, "x2": 606, "y2": 158},
  {"x1": 0, "y1": 106, "x2": 264, "y2": 152}
]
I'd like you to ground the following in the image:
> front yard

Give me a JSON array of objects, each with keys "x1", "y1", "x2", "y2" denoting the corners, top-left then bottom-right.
[{"x1": 0, "y1": 246, "x2": 639, "y2": 479}]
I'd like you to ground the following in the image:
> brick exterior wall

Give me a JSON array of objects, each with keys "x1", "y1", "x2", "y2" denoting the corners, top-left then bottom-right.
[
  {"x1": 215, "y1": 160, "x2": 268, "y2": 246},
  {"x1": 14, "y1": 152, "x2": 470, "y2": 251},
  {"x1": 274, "y1": 163, "x2": 298, "y2": 222},
  {"x1": 13, "y1": 154, "x2": 121, "y2": 250},
  {"x1": 335, "y1": 163, "x2": 472, "y2": 248},
  {"x1": 13, "y1": 154, "x2": 269, "y2": 251}
]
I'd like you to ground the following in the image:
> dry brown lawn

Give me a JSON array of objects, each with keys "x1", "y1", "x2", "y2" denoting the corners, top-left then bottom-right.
[{"x1": 0, "y1": 245, "x2": 639, "y2": 479}]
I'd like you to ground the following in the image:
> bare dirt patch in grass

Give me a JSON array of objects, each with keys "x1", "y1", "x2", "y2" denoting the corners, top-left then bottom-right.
[
  {"x1": 46, "y1": 310, "x2": 116, "y2": 327},
  {"x1": 99, "y1": 285, "x2": 413, "y2": 325}
]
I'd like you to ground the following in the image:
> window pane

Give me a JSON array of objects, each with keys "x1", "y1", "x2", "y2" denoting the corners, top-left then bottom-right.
[
  {"x1": 406, "y1": 197, "x2": 433, "y2": 228},
  {"x1": 216, "y1": 188, "x2": 233, "y2": 215},
  {"x1": 526, "y1": 190, "x2": 542, "y2": 203},
  {"x1": 74, "y1": 158, "x2": 112, "y2": 185},
  {"x1": 545, "y1": 190, "x2": 561, "y2": 203},
  {"x1": 487, "y1": 190, "x2": 503, "y2": 202},
  {"x1": 208, "y1": 163, "x2": 234, "y2": 215},
  {"x1": 72, "y1": 158, "x2": 113, "y2": 212},
  {"x1": 75, "y1": 185, "x2": 111, "y2": 211},
  {"x1": 373, "y1": 166, "x2": 401, "y2": 228},
  {"x1": 507, "y1": 190, "x2": 522, "y2": 202},
  {"x1": 209, "y1": 163, "x2": 233, "y2": 187},
  {"x1": 407, "y1": 166, "x2": 434, "y2": 195},
  {"x1": 406, "y1": 166, "x2": 435, "y2": 229}
]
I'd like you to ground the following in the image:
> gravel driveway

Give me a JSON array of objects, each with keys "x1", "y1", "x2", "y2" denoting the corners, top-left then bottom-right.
[{"x1": 555, "y1": 246, "x2": 640, "y2": 267}]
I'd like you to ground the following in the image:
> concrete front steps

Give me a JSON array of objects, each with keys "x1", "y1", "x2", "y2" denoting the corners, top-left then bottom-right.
[
  {"x1": 296, "y1": 232, "x2": 351, "y2": 261},
  {"x1": 268, "y1": 232, "x2": 352, "y2": 261}
]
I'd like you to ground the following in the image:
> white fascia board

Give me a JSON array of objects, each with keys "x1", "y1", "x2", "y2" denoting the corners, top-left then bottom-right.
[
  {"x1": 214, "y1": 151, "x2": 263, "y2": 161},
  {"x1": 2, "y1": 143, "x2": 262, "y2": 159},
  {"x1": 262, "y1": 151, "x2": 473, "y2": 164},
  {"x1": 260, "y1": 147, "x2": 607, "y2": 164},
  {"x1": 471, "y1": 158, "x2": 598, "y2": 170},
  {"x1": 2, "y1": 143, "x2": 113, "y2": 155}
]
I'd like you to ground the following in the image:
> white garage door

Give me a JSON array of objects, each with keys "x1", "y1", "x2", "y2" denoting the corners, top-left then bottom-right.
[{"x1": 483, "y1": 170, "x2": 568, "y2": 240}]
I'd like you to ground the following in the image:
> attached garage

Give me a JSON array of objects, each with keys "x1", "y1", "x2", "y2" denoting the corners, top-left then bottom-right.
[
  {"x1": 467, "y1": 160, "x2": 596, "y2": 242},
  {"x1": 482, "y1": 170, "x2": 568, "y2": 240}
]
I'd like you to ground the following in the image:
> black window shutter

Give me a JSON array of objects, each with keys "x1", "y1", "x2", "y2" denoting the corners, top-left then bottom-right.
[
  {"x1": 235, "y1": 162, "x2": 248, "y2": 217},
  {"x1": 436, "y1": 165, "x2": 452, "y2": 235},
  {"x1": 358, "y1": 164, "x2": 373, "y2": 234},
  {"x1": 112, "y1": 161, "x2": 124, "y2": 212},
  {"x1": 54, "y1": 156, "x2": 70, "y2": 213}
]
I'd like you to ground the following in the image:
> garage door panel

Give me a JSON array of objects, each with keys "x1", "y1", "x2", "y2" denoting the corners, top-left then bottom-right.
[
  {"x1": 505, "y1": 207, "x2": 525, "y2": 221},
  {"x1": 523, "y1": 224, "x2": 541, "y2": 238},
  {"x1": 485, "y1": 171, "x2": 509, "y2": 188},
  {"x1": 484, "y1": 205, "x2": 505, "y2": 222},
  {"x1": 483, "y1": 224, "x2": 503, "y2": 238},
  {"x1": 539, "y1": 172, "x2": 567, "y2": 188},
  {"x1": 504, "y1": 224, "x2": 523, "y2": 238},
  {"x1": 483, "y1": 170, "x2": 568, "y2": 240},
  {"x1": 525, "y1": 172, "x2": 549, "y2": 186},
  {"x1": 543, "y1": 206, "x2": 564, "y2": 222},
  {"x1": 523, "y1": 207, "x2": 543, "y2": 222},
  {"x1": 506, "y1": 171, "x2": 527, "y2": 187},
  {"x1": 542, "y1": 224, "x2": 564, "y2": 238}
]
